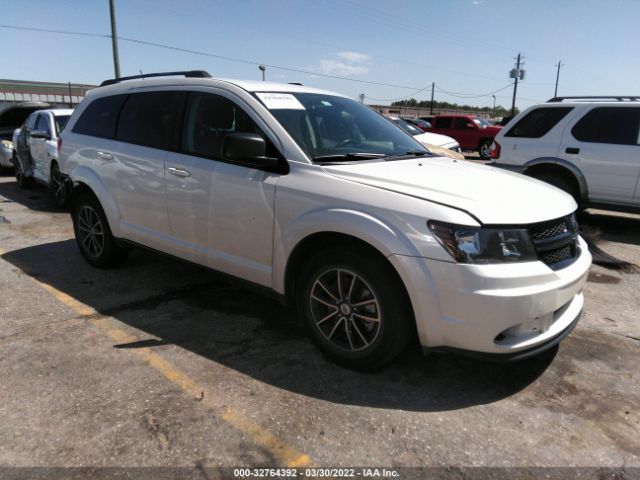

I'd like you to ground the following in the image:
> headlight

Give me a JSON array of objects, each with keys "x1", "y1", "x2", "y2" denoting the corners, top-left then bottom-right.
[
  {"x1": 1, "y1": 140, "x2": 12, "y2": 149},
  {"x1": 428, "y1": 221, "x2": 537, "y2": 264}
]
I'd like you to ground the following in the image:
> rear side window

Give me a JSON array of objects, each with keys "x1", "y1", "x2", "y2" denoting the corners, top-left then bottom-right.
[
  {"x1": 571, "y1": 107, "x2": 640, "y2": 145},
  {"x1": 453, "y1": 117, "x2": 473, "y2": 129},
  {"x1": 73, "y1": 95, "x2": 126, "y2": 138},
  {"x1": 505, "y1": 107, "x2": 573, "y2": 138},
  {"x1": 116, "y1": 91, "x2": 185, "y2": 149},
  {"x1": 434, "y1": 117, "x2": 450, "y2": 128}
]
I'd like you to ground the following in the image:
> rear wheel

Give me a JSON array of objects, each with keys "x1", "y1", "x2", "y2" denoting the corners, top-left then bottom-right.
[
  {"x1": 71, "y1": 192, "x2": 128, "y2": 268},
  {"x1": 297, "y1": 248, "x2": 414, "y2": 370},
  {"x1": 478, "y1": 140, "x2": 492, "y2": 159},
  {"x1": 49, "y1": 162, "x2": 69, "y2": 208},
  {"x1": 13, "y1": 152, "x2": 32, "y2": 189}
]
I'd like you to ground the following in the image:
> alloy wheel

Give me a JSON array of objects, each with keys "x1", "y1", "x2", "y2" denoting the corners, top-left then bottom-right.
[
  {"x1": 77, "y1": 205, "x2": 105, "y2": 258},
  {"x1": 309, "y1": 268, "x2": 382, "y2": 352},
  {"x1": 50, "y1": 164, "x2": 66, "y2": 205}
]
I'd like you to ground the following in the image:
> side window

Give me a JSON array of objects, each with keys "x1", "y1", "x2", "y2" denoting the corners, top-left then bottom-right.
[
  {"x1": 181, "y1": 92, "x2": 264, "y2": 159},
  {"x1": 73, "y1": 95, "x2": 126, "y2": 139},
  {"x1": 505, "y1": 107, "x2": 573, "y2": 138},
  {"x1": 571, "y1": 107, "x2": 640, "y2": 145},
  {"x1": 26, "y1": 113, "x2": 38, "y2": 130},
  {"x1": 454, "y1": 117, "x2": 473, "y2": 129},
  {"x1": 35, "y1": 114, "x2": 51, "y2": 135},
  {"x1": 434, "y1": 117, "x2": 450, "y2": 128},
  {"x1": 116, "y1": 91, "x2": 185, "y2": 150}
]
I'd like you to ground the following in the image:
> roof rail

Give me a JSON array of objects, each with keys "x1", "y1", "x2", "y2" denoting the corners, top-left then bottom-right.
[
  {"x1": 547, "y1": 95, "x2": 640, "y2": 103},
  {"x1": 100, "y1": 70, "x2": 212, "y2": 87}
]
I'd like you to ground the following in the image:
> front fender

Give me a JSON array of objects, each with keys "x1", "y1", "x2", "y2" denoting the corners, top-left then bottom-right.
[
  {"x1": 272, "y1": 208, "x2": 419, "y2": 294},
  {"x1": 70, "y1": 165, "x2": 122, "y2": 237}
]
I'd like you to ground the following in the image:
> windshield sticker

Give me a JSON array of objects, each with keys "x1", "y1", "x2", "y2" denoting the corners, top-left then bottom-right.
[{"x1": 256, "y1": 92, "x2": 305, "y2": 110}]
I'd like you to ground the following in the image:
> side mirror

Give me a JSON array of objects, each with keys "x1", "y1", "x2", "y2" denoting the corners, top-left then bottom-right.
[
  {"x1": 222, "y1": 133, "x2": 283, "y2": 172},
  {"x1": 465, "y1": 122, "x2": 476, "y2": 129},
  {"x1": 31, "y1": 130, "x2": 51, "y2": 140}
]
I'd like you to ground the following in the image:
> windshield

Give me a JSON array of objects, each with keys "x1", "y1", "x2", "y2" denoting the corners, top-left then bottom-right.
[
  {"x1": 257, "y1": 92, "x2": 425, "y2": 161},
  {"x1": 390, "y1": 117, "x2": 422, "y2": 136},
  {"x1": 54, "y1": 115, "x2": 70, "y2": 135},
  {"x1": 473, "y1": 118, "x2": 490, "y2": 128}
]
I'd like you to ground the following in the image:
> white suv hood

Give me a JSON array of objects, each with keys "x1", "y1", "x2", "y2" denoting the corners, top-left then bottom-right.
[{"x1": 322, "y1": 157, "x2": 576, "y2": 224}]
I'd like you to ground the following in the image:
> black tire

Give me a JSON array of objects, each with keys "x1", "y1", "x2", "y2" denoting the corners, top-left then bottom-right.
[
  {"x1": 49, "y1": 162, "x2": 70, "y2": 208},
  {"x1": 478, "y1": 140, "x2": 492, "y2": 160},
  {"x1": 71, "y1": 192, "x2": 128, "y2": 268},
  {"x1": 13, "y1": 152, "x2": 33, "y2": 189},
  {"x1": 533, "y1": 173, "x2": 581, "y2": 206},
  {"x1": 296, "y1": 248, "x2": 414, "y2": 370}
]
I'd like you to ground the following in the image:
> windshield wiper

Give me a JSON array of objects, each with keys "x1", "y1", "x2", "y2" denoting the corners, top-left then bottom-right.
[
  {"x1": 313, "y1": 152, "x2": 387, "y2": 163},
  {"x1": 383, "y1": 150, "x2": 430, "y2": 161}
]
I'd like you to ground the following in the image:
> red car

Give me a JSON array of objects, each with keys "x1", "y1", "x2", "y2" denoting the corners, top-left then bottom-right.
[{"x1": 428, "y1": 115, "x2": 502, "y2": 159}]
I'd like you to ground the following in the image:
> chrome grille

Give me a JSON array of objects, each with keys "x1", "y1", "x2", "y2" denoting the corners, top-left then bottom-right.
[
  {"x1": 528, "y1": 215, "x2": 579, "y2": 269},
  {"x1": 529, "y1": 218, "x2": 569, "y2": 240},
  {"x1": 541, "y1": 245, "x2": 573, "y2": 265}
]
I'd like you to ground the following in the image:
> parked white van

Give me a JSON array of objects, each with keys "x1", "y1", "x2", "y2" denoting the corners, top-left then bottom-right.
[{"x1": 59, "y1": 71, "x2": 591, "y2": 369}]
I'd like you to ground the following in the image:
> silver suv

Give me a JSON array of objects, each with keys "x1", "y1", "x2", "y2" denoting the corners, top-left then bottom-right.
[
  {"x1": 491, "y1": 96, "x2": 640, "y2": 212},
  {"x1": 58, "y1": 71, "x2": 591, "y2": 369}
]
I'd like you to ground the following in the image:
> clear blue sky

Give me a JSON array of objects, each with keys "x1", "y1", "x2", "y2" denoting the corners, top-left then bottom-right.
[{"x1": 2, "y1": 0, "x2": 639, "y2": 110}]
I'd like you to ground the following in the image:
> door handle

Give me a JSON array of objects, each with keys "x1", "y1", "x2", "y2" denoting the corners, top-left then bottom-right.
[
  {"x1": 167, "y1": 167, "x2": 191, "y2": 177},
  {"x1": 97, "y1": 151, "x2": 113, "y2": 160},
  {"x1": 565, "y1": 147, "x2": 580, "y2": 154}
]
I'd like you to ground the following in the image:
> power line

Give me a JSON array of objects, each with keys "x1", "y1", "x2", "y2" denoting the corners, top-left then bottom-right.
[
  {"x1": 435, "y1": 83, "x2": 514, "y2": 99},
  {"x1": 0, "y1": 24, "x2": 521, "y2": 101},
  {"x1": 0, "y1": 24, "x2": 426, "y2": 90}
]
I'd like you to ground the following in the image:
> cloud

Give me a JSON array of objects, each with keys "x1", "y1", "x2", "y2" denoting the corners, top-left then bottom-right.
[
  {"x1": 317, "y1": 59, "x2": 370, "y2": 76},
  {"x1": 336, "y1": 51, "x2": 370, "y2": 63},
  {"x1": 472, "y1": 0, "x2": 487, "y2": 4}
]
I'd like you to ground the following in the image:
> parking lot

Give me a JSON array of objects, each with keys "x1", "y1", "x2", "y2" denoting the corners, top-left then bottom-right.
[{"x1": 0, "y1": 172, "x2": 639, "y2": 474}]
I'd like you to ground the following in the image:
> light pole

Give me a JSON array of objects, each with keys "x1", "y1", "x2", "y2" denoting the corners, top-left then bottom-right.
[
  {"x1": 492, "y1": 94, "x2": 496, "y2": 113},
  {"x1": 259, "y1": 64, "x2": 266, "y2": 81},
  {"x1": 108, "y1": 0, "x2": 121, "y2": 78}
]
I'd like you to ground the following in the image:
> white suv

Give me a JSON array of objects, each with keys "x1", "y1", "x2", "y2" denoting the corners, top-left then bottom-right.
[
  {"x1": 491, "y1": 96, "x2": 640, "y2": 212},
  {"x1": 59, "y1": 71, "x2": 591, "y2": 369}
]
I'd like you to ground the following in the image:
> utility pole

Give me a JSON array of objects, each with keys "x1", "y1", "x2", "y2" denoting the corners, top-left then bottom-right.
[
  {"x1": 554, "y1": 60, "x2": 564, "y2": 97},
  {"x1": 109, "y1": 0, "x2": 121, "y2": 78},
  {"x1": 430, "y1": 82, "x2": 435, "y2": 114},
  {"x1": 510, "y1": 53, "x2": 525, "y2": 116}
]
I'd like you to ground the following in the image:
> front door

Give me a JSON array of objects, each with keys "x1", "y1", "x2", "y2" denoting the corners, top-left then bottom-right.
[{"x1": 165, "y1": 91, "x2": 279, "y2": 287}]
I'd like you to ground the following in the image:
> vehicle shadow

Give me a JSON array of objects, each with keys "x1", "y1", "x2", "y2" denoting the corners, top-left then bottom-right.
[
  {"x1": 578, "y1": 210, "x2": 640, "y2": 247},
  {"x1": 2, "y1": 239, "x2": 555, "y2": 413},
  {"x1": 0, "y1": 178, "x2": 63, "y2": 213}
]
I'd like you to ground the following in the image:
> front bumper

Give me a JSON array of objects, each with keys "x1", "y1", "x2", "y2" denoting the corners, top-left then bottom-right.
[{"x1": 389, "y1": 236, "x2": 591, "y2": 357}]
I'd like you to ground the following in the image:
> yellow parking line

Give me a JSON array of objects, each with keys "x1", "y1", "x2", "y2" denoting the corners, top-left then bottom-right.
[{"x1": 0, "y1": 247, "x2": 312, "y2": 467}]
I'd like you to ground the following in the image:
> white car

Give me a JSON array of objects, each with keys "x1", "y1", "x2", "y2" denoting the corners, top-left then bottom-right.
[
  {"x1": 388, "y1": 116, "x2": 463, "y2": 158},
  {"x1": 12, "y1": 109, "x2": 73, "y2": 206},
  {"x1": 0, "y1": 102, "x2": 52, "y2": 169},
  {"x1": 491, "y1": 96, "x2": 640, "y2": 212},
  {"x1": 59, "y1": 71, "x2": 591, "y2": 369}
]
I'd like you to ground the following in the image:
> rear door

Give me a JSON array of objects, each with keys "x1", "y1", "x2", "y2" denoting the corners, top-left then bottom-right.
[
  {"x1": 451, "y1": 117, "x2": 478, "y2": 150},
  {"x1": 112, "y1": 90, "x2": 186, "y2": 251},
  {"x1": 431, "y1": 116, "x2": 454, "y2": 142},
  {"x1": 561, "y1": 106, "x2": 640, "y2": 204}
]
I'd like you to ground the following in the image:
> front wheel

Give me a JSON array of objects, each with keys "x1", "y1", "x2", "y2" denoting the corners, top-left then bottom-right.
[
  {"x1": 71, "y1": 193, "x2": 128, "y2": 268},
  {"x1": 478, "y1": 140, "x2": 492, "y2": 160},
  {"x1": 297, "y1": 248, "x2": 414, "y2": 370},
  {"x1": 49, "y1": 162, "x2": 69, "y2": 208}
]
